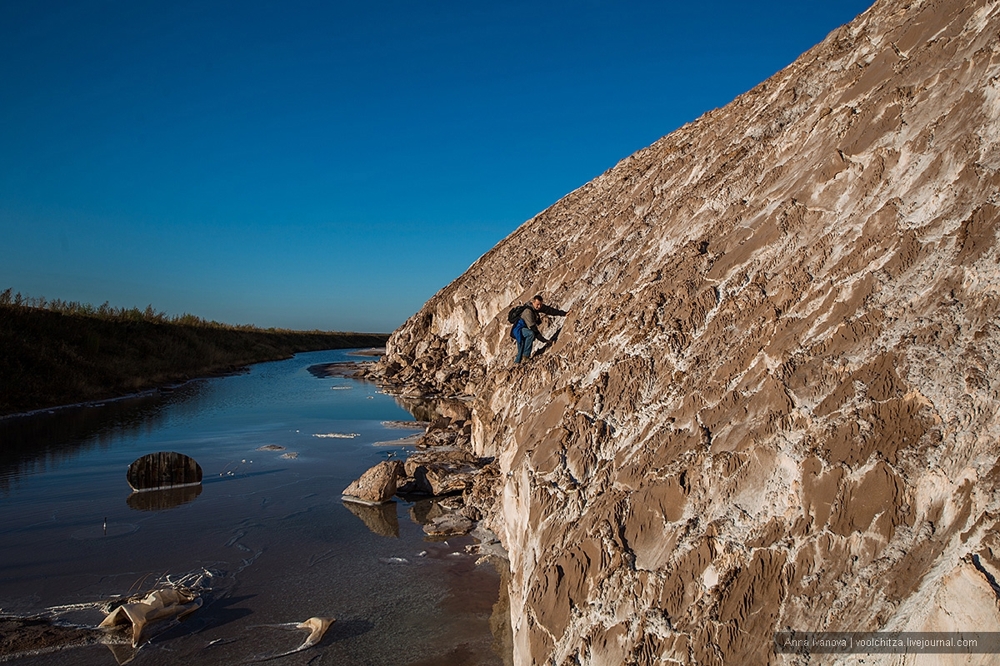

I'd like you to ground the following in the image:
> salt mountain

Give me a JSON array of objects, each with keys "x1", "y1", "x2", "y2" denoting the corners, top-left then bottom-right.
[{"x1": 376, "y1": 0, "x2": 1000, "y2": 663}]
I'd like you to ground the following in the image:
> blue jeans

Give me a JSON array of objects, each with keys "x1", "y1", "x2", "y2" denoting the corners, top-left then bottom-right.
[{"x1": 515, "y1": 327, "x2": 535, "y2": 364}]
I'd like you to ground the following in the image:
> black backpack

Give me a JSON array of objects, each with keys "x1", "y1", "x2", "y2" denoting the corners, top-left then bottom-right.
[{"x1": 507, "y1": 304, "x2": 530, "y2": 324}]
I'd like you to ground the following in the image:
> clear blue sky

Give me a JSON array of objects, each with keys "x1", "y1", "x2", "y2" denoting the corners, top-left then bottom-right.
[{"x1": 0, "y1": 0, "x2": 873, "y2": 333}]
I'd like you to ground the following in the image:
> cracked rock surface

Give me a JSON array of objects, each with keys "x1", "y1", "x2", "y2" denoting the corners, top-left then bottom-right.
[{"x1": 369, "y1": 0, "x2": 1000, "y2": 663}]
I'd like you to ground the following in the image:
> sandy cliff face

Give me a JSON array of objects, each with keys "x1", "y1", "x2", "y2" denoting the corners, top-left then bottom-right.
[{"x1": 374, "y1": 0, "x2": 1000, "y2": 663}]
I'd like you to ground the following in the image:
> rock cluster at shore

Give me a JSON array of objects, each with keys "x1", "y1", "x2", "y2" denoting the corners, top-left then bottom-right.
[
  {"x1": 343, "y1": 404, "x2": 496, "y2": 539},
  {"x1": 362, "y1": 0, "x2": 1000, "y2": 664}
]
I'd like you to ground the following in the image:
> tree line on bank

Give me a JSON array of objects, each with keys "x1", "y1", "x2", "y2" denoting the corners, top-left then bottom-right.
[{"x1": 0, "y1": 289, "x2": 389, "y2": 417}]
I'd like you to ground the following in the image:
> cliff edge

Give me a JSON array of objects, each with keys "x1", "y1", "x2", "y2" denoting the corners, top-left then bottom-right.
[{"x1": 371, "y1": 0, "x2": 1000, "y2": 663}]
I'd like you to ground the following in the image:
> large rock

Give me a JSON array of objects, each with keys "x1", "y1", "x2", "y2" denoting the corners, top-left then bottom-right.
[
  {"x1": 342, "y1": 460, "x2": 404, "y2": 505},
  {"x1": 374, "y1": 0, "x2": 1000, "y2": 664}
]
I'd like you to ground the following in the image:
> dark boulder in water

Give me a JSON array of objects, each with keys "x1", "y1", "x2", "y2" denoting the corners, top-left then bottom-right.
[{"x1": 126, "y1": 451, "x2": 202, "y2": 492}]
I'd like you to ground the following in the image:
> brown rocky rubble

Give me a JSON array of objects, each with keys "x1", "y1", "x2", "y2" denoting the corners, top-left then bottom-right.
[
  {"x1": 343, "y1": 411, "x2": 493, "y2": 538},
  {"x1": 366, "y1": 0, "x2": 1000, "y2": 663}
]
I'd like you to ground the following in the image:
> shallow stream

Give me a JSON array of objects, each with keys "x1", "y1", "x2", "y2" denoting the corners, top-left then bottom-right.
[{"x1": 0, "y1": 349, "x2": 505, "y2": 665}]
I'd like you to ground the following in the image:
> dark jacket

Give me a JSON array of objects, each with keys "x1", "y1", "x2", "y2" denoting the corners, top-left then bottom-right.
[{"x1": 519, "y1": 303, "x2": 567, "y2": 344}]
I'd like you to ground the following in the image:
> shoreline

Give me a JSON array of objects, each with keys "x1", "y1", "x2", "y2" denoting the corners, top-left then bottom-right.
[
  {"x1": 0, "y1": 304, "x2": 389, "y2": 417},
  {"x1": 0, "y1": 351, "x2": 510, "y2": 665},
  {"x1": 0, "y1": 387, "x2": 163, "y2": 422},
  {"x1": 299, "y1": 354, "x2": 514, "y2": 665},
  {"x1": 340, "y1": 360, "x2": 507, "y2": 552},
  {"x1": 2, "y1": 347, "x2": 388, "y2": 422},
  {"x1": 348, "y1": 347, "x2": 387, "y2": 357}
]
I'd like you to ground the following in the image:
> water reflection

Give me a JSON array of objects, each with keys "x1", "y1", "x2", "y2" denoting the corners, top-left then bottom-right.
[
  {"x1": 0, "y1": 382, "x2": 205, "y2": 495},
  {"x1": 342, "y1": 500, "x2": 400, "y2": 538},
  {"x1": 390, "y1": 395, "x2": 439, "y2": 422},
  {"x1": 390, "y1": 395, "x2": 470, "y2": 423},
  {"x1": 0, "y1": 350, "x2": 506, "y2": 665},
  {"x1": 126, "y1": 484, "x2": 203, "y2": 511}
]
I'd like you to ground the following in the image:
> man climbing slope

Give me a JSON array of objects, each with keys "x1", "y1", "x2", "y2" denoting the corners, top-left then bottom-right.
[{"x1": 511, "y1": 294, "x2": 568, "y2": 364}]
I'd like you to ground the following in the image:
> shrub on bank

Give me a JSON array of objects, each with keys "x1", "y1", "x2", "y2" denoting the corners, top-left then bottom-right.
[{"x1": 0, "y1": 291, "x2": 388, "y2": 416}]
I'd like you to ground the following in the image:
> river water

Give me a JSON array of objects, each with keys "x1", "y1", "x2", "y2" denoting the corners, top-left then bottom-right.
[{"x1": 0, "y1": 349, "x2": 505, "y2": 665}]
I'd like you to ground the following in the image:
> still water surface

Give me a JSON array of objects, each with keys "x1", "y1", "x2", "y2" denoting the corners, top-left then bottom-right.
[{"x1": 0, "y1": 349, "x2": 503, "y2": 665}]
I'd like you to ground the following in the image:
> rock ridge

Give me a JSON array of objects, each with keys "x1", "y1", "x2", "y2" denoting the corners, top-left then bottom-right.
[{"x1": 369, "y1": 0, "x2": 1000, "y2": 663}]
